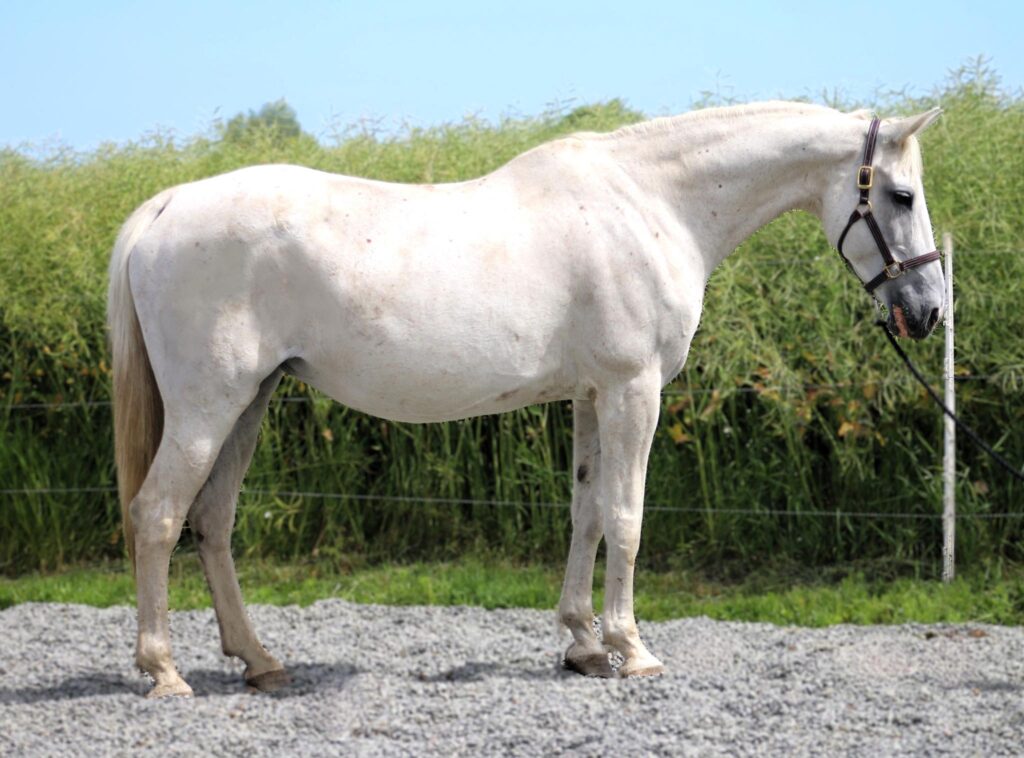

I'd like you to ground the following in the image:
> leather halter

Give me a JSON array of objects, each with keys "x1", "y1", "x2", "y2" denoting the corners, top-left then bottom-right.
[{"x1": 836, "y1": 117, "x2": 941, "y2": 293}]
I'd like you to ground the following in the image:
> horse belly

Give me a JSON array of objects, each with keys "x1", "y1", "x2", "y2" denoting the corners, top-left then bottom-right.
[
  {"x1": 288, "y1": 325, "x2": 572, "y2": 423},
  {"x1": 281, "y1": 267, "x2": 576, "y2": 423}
]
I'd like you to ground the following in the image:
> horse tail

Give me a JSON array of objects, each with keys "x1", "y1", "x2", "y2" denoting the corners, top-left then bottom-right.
[{"x1": 108, "y1": 190, "x2": 172, "y2": 576}]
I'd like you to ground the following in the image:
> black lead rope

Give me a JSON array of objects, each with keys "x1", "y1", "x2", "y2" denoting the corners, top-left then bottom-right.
[{"x1": 876, "y1": 321, "x2": 1024, "y2": 484}]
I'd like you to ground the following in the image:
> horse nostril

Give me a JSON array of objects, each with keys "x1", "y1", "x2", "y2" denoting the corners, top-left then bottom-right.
[{"x1": 927, "y1": 307, "x2": 940, "y2": 331}]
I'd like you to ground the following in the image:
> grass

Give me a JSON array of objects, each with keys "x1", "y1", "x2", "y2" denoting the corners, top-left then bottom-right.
[
  {"x1": 2, "y1": 60, "x2": 1023, "y2": 575},
  {"x1": 3, "y1": 555, "x2": 1024, "y2": 627}
]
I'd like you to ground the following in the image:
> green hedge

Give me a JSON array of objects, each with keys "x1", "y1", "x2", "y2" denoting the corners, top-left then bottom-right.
[{"x1": 1, "y1": 67, "x2": 1022, "y2": 574}]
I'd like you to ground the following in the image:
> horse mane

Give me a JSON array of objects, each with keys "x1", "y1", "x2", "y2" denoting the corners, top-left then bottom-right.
[{"x1": 584, "y1": 100, "x2": 848, "y2": 142}]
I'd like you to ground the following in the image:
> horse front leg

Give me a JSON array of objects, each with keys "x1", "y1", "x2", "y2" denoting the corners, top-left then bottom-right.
[
  {"x1": 558, "y1": 397, "x2": 612, "y2": 677},
  {"x1": 595, "y1": 373, "x2": 664, "y2": 677}
]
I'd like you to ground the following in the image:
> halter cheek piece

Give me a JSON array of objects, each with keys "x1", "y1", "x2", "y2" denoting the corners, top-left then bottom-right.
[{"x1": 835, "y1": 117, "x2": 941, "y2": 293}]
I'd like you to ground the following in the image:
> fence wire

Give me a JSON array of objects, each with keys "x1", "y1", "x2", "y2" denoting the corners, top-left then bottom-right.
[
  {"x1": 1, "y1": 485, "x2": 1021, "y2": 520},
  {"x1": 2, "y1": 248, "x2": 1021, "y2": 522},
  {"x1": 1, "y1": 372, "x2": 1013, "y2": 412}
]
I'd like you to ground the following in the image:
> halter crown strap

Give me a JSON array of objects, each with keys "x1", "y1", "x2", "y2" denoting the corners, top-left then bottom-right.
[
  {"x1": 857, "y1": 117, "x2": 880, "y2": 204},
  {"x1": 836, "y1": 117, "x2": 941, "y2": 293}
]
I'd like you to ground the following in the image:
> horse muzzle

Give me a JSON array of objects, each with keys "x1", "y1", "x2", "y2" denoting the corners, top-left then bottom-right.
[{"x1": 887, "y1": 302, "x2": 941, "y2": 340}]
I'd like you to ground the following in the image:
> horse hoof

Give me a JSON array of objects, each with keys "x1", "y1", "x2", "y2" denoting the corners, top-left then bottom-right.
[
  {"x1": 563, "y1": 649, "x2": 614, "y2": 678},
  {"x1": 617, "y1": 654, "x2": 665, "y2": 678},
  {"x1": 246, "y1": 667, "x2": 291, "y2": 693},
  {"x1": 146, "y1": 678, "x2": 194, "y2": 699}
]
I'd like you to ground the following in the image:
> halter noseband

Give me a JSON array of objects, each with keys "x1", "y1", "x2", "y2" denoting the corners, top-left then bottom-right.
[{"x1": 835, "y1": 117, "x2": 941, "y2": 293}]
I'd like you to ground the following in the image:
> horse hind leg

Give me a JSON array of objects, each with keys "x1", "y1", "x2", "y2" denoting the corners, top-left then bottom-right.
[
  {"x1": 187, "y1": 368, "x2": 289, "y2": 692},
  {"x1": 132, "y1": 399, "x2": 256, "y2": 698}
]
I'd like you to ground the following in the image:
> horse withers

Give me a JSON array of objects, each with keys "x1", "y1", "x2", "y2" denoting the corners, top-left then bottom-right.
[{"x1": 108, "y1": 101, "x2": 944, "y2": 697}]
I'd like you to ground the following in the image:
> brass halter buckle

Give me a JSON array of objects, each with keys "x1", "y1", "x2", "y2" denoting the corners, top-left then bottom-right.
[
  {"x1": 856, "y1": 165, "x2": 874, "y2": 190},
  {"x1": 884, "y1": 262, "x2": 903, "y2": 279}
]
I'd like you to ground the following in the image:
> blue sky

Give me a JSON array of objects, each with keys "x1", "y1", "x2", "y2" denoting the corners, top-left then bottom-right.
[{"x1": 2, "y1": 1, "x2": 1021, "y2": 151}]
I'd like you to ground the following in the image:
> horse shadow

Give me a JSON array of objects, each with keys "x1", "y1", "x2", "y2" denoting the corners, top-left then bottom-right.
[
  {"x1": 415, "y1": 660, "x2": 579, "y2": 683},
  {"x1": 956, "y1": 678, "x2": 1024, "y2": 694},
  {"x1": 0, "y1": 661, "x2": 362, "y2": 704}
]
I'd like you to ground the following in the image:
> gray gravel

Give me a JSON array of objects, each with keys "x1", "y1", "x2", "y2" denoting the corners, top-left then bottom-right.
[{"x1": 2, "y1": 600, "x2": 1024, "y2": 756}]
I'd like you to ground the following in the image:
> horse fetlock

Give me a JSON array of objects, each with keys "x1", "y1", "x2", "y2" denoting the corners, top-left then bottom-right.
[
  {"x1": 137, "y1": 638, "x2": 192, "y2": 697},
  {"x1": 136, "y1": 633, "x2": 173, "y2": 673},
  {"x1": 601, "y1": 620, "x2": 664, "y2": 677},
  {"x1": 557, "y1": 603, "x2": 587, "y2": 627},
  {"x1": 558, "y1": 603, "x2": 598, "y2": 640},
  {"x1": 233, "y1": 644, "x2": 283, "y2": 675},
  {"x1": 601, "y1": 618, "x2": 642, "y2": 654}
]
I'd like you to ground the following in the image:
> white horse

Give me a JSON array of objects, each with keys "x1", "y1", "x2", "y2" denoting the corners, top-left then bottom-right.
[{"x1": 108, "y1": 101, "x2": 945, "y2": 697}]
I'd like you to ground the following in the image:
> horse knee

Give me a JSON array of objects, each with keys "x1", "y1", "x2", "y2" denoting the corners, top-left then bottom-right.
[
  {"x1": 604, "y1": 510, "x2": 643, "y2": 551},
  {"x1": 578, "y1": 517, "x2": 603, "y2": 545}
]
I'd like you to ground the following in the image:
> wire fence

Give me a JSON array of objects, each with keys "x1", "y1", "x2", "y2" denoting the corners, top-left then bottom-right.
[
  {"x1": 2, "y1": 485, "x2": 1022, "y2": 521},
  {"x1": 2, "y1": 372, "x2": 1017, "y2": 411},
  {"x1": 1, "y1": 247, "x2": 1021, "y2": 523}
]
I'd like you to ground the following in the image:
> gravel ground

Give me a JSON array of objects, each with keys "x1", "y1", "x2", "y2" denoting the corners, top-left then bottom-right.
[{"x1": 2, "y1": 600, "x2": 1024, "y2": 756}]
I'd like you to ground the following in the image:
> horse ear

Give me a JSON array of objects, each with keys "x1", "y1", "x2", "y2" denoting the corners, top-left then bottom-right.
[{"x1": 884, "y1": 107, "x2": 943, "y2": 145}]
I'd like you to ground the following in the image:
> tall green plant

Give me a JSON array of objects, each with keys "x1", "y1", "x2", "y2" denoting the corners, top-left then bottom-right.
[{"x1": 1, "y1": 67, "x2": 1022, "y2": 575}]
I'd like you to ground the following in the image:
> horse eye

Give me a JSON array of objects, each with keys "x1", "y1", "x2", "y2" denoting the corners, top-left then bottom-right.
[{"x1": 893, "y1": 190, "x2": 914, "y2": 209}]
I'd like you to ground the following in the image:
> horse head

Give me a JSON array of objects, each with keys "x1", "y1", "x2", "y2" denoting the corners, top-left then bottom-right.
[{"x1": 823, "y1": 108, "x2": 945, "y2": 340}]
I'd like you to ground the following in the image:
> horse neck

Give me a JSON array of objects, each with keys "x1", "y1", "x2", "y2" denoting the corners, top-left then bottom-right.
[{"x1": 606, "y1": 104, "x2": 857, "y2": 273}]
